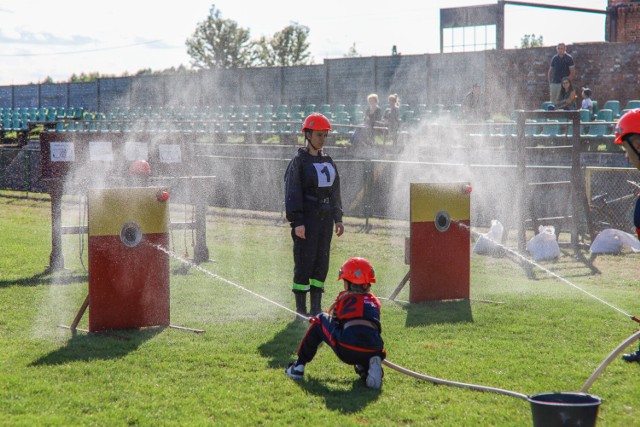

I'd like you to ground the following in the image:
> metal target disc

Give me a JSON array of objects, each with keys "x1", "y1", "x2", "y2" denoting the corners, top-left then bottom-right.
[
  {"x1": 120, "y1": 222, "x2": 143, "y2": 247},
  {"x1": 434, "y1": 210, "x2": 451, "y2": 232}
]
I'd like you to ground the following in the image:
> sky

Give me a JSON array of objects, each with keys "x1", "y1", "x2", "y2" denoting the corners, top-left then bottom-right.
[{"x1": 0, "y1": 0, "x2": 608, "y2": 86}]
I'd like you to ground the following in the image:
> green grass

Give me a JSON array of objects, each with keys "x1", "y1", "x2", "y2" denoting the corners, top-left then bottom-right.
[{"x1": 1, "y1": 192, "x2": 640, "y2": 426}]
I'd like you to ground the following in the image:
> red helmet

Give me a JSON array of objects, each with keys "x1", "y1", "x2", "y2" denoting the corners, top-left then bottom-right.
[
  {"x1": 302, "y1": 113, "x2": 332, "y2": 133},
  {"x1": 338, "y1": 257, "x2": 376, "y2": 285},
  {"x1": 614, "y1": 109, "x2": 640, "y2": 145},
  {"x1": 130, "y1": 159, "x2": 151, "y2": 176}
]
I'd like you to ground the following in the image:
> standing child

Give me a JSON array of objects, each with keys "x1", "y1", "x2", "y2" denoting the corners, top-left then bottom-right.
[
  {"x1": 285, "y1": 257, "x2": 386, "y2": 389},
  {"x1": 284, "y1": 113, "x2": 344, "y2": 318},
  {"x1": 581, "y1": 87, "x2": 593, "y2": 117}
]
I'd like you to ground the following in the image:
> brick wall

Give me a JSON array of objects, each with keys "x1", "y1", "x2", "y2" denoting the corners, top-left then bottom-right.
[
  {"x1": 487, "y1": 41, "x2": 640, "y2": 114},
  {"x1": 607, "y1": 0, "x2": 640, "y2": 43}
]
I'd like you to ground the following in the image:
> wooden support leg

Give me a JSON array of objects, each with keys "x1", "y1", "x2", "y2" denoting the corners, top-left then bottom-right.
[
  {"x1": 70, "y1": 294, "x2": 90, "y2": 332},
  {"x1": 388, "y1": 270, "x2": 410, "y2": 301}
]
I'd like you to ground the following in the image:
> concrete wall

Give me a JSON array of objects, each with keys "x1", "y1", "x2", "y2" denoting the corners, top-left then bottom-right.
[{"x1": 2, "y1": 41, "x2": 640, "y2": 116}]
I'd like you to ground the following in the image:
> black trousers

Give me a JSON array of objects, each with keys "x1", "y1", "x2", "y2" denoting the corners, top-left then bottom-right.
[{"x1": 292, "y1": 210, "x2": 334, "y2": 291}]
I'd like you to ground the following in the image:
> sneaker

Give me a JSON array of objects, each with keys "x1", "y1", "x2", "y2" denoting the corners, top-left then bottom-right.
[
  {"x1": 285, "y1": 362, "x2": 305, "y2": 379},
  {"x1": 366, "y1": 356, "x2": 383, "y2": 389},
  {"x1": 622, "y1": 350, "x2": 640, "y2": 363},
  {"x1": 354, "y1": 364, "x2": 367, "y2": 381}
]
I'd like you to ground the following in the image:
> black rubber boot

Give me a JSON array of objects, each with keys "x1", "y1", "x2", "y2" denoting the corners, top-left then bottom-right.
[
  {"x1": 310, "y1": 287, "x2": 323, "y2": 316},
  {"x1": 294, "y1": 291, "x2": 308, "y2": 319}
]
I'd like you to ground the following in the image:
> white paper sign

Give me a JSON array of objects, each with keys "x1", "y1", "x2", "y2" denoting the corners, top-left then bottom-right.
[
  {"x1": 50, "y1": 141, "x2": 75, "y2": 162},
  {"x1": 159, "y1": 144, "x2": 182, "y2": 163},
  {"x1": 89, "y1": 140, "x2": 113, "y2": 161},
  {"x1": 124, "y1": 141, "x2": 149, "y2": 161}
]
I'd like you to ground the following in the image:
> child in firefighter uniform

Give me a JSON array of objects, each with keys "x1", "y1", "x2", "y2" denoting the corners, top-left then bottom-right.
[
  {"x1": 285, "y1": 257, "x2": 386, "y2": 389},
  {"x1": 284, "y1": 113, "x2": 344, "y2": 317},
  {"x1": 614, "y1": 109, "x2": 640, "y2": 363}
]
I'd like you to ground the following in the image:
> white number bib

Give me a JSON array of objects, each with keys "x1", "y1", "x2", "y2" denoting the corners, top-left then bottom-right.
[{"x1": 313, "y1": 163, "x2": 336, "y2": 188}]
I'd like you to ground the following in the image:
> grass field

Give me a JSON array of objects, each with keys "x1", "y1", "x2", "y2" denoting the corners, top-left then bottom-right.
[{"x1": 1, "y1": 191, "x2": 640, "y2": 426}]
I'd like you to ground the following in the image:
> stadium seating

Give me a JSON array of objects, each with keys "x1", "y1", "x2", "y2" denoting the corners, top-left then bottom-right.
[{"x1": 602, "y1": 100, "x2": 621, "y2": 118}]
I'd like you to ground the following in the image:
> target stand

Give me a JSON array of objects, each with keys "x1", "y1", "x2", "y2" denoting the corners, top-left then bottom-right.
[
  {"x1": 389, "y1": 182, "x2": 471, "y2": 303},
  {"x1": 62, "y1": 187, "x2": 204, "y2": 335}
]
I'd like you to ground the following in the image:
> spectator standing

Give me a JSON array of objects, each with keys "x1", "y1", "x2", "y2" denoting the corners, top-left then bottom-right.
[
  {"x1": 285, "y1": 257, "x2": 386, "y2": 389},
  {"x1": 284, "y1": 113, "x2": 344, "y2": 318},
  {"x1": 547, "y1": 43, "x2": 575, "y2": 104},
  {"x1": 383, "y1": 94, "x2": 401, "y2": 144},
  {"x1": 363, "y1": 93, "x2": 382, "y2": 145}
]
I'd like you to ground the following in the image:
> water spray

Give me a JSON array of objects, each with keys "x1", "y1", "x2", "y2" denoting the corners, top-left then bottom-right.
[
  {"x1": 150, "y1": 228, "x2": 636, "y2": 424},
  {"x1": 457, "y1": 219, "x2": 640, "y2": 325}
]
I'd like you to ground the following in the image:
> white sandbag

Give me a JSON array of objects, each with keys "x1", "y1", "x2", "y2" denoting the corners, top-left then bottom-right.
[
  {"x1": 526, "y1": 225, "x2": 560, "y2": 262},
  {"x1": 590, "y1": 228, "x2": 640, "y2": 254},
  {"x1": 473, "y1": 219, "x2": 504, "y2": 256}
]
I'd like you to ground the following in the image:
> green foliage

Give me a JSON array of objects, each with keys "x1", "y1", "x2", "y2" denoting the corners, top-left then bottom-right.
[
  {"x1": 519, "y1": 34, "x2": 544, "y2": 49},
  {"x1": 185, "y1": 4, "x2": 252, "y2": 69},
  {"x1": 251, "y1": 24, "x2": 312, "y2": 67},
  {"x1": 187, "y1": 6, "x2": 312, "y2": 69},
  {"x1": 1, "y1": 194, "x2": 640, "y2": 425}
]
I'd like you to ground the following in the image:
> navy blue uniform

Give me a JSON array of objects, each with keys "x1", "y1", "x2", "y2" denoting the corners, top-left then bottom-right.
[
  {"x1": 296, "y1": 291, "x2": 385, "y2": 367},
  {"x1": 284, "y1": 147, "x2": 343, "y2": 292}
]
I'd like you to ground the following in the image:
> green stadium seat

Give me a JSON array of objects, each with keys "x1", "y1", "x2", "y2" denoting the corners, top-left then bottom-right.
[
  {"x1": 625, "y1": 100, "x2": 640, "y2": 110},
  {"x1": 534, "y1": 120, "x2": 562, "y2": 138},
  {"x1": 585, "y1": 120, "x2": 607, "y2": 138},
  {"x1": 318, "y1": 104, "x2": 331, "y2": 117},
  {"x1": 596, "y1": 109, "x2": 613, "y2": 122},
  {"x1": 262, "y1": 104, "x2": 274, "y2": 120},
  {"x1": 276, "y1": 104, "x2": 289, "y2": 116},
  {"x1": 290, "y1": 104, "x2": 302, "y2": 116},
  {"x1": 602, "y1": 100, "x2": 620, "y2": 118},
  {"x1": 303, "y1": 104, "x2": 316, "y2": 116}
]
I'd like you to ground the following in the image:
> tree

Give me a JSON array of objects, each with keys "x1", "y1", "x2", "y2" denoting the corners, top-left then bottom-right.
[
  {"x1": 344, "y1": 43, "x2": 359, "y2": 58},
  {"x1": 251, "y1": 24, "x2": 312, "y2": 67},
  {"x1": 185, "y1": 4, "x2": 252, "y2": 69},
  {"x1": 519, "y1": 34, "x2": 544, "y2": 49}
]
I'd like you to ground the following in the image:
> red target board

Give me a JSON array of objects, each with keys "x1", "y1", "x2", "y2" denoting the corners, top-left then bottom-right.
[
  {"x1": 87, "y1": 187, "x2": 170, "y2": 332},
  {"x1": 409, "y1": 183, "x2": 471, "y2": 303}
]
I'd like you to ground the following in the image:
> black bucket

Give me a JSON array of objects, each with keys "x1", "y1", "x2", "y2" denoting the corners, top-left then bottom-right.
[{"x1": 528, "y1": 392, "x2": 602, "y2": 427}]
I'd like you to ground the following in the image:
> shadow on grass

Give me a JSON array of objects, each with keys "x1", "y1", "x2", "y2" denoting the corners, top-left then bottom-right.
[
  {"x1": 0, "y1": 268, "x2": 87, "y2": 288},
  {"x1": 29, "y1": 327, "x2": 162, "y2": 366},
  {"x1": 258, "y1": 319, "x2": 309, "y2": 370},
  {"x1": 393, "y1": 299, "x2": 474, "y2": 328},
  {"x1": 297, "y1": 376, "x2": 381, "y2": 413},
  {"x1": 258, "y1": 320, "x2": 380, "y2": 413}
]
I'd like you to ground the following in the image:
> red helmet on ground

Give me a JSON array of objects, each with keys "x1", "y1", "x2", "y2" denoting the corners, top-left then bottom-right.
[
  {"x1": 130, "y1": 159, "x2": 151, "y2": 176},
  {"x1": 301, "y1": 113, "x2": 332, "y2": 133},
  {"x1": 338, "y1": 257, "x2": 376, "y2": 285},
  {"x1": 614, "y1": 109, "x2": 640, "y2": 145}
]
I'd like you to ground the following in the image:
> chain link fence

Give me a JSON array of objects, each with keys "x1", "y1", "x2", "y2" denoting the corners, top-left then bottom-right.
[{"x1": 586, "y1": 167, "x2": 640, "y2": 234}]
